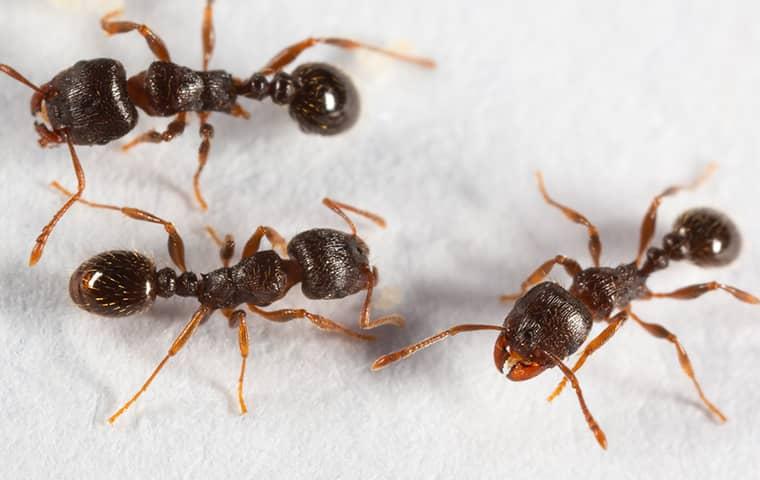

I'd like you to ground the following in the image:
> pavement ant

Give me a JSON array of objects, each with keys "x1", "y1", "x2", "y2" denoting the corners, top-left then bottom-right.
[
  {"x1": 372, "y1": 165, "x2": 758, "y2": 449},
  {"x1": 0, "y1": 1, "x2": 434, "y2": 266},
  {"x1": 56, "y1": 182, "x2": 403, "y2": 423}
]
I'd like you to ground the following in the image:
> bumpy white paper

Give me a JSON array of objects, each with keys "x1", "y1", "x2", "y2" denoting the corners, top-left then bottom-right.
[{"x1": 1, "y1": 1, "x2": 758, "y2": 478}]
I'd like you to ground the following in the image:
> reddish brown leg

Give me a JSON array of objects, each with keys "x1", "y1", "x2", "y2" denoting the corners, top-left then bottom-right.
[
  {"x1": 29, "y1": 134, "x2": 84, "y2": 266},
  {"x1": 628, "y1": 310, "x2": 726, "y2": 422},
  {"x1": 536, "y1": 172, "x2": 602, "y2": 267},
  {"x1": 193, "y1": 114, "x2": 214, "y2": 211},
  {"x1": 230, "y1": 104, "x2": 250, "y2": 119},
  {"x1": 635, "y1": 163, "x2": 717, "y2": 265},
  {"x1": 241, "y1": 226, "x2": 288, "y2": 259},
  {"x1": 645, "y1": 282, "x2": 760, "y2": 304},
  {"x1": 101, "y1": 10, "x2": 171, "y2": 61},
  {"x1": 358, "y1": 267, "x2": 405, "y2": 329},
  {"x1": 544, "y1": 351, "x2": 607, "y2": 449},
  {"x1": 206, "y1": 226, "x2": 235, "y2": 267},
  {"x1": 202, "y1": 0, "x2": 215, "y2": 70},
  {"x1": 500, "y1": 255, "x2": 582, "y2": 302},
  {"x1": 547, "y1": 310, "x2": 629, "y2": 401},
  {"x1": 372, "y1": 324, "x2": 506, "y2": 371},
  {"x1": 223, "y1": 309, "x2": 250, "y2": 415},
  {"x1": 322, "y1": 197, "x2": 386, "y2": 236},
  {"x1": 121, "y1": 113, "x2": 187, "y2": 151},
  {"x1": 50, "y1": 182, "x2": 188, "y2": 271},
  {"x1": 248, "y1": 305, "x2": 375, "y2": 341},
  {"x1": 259, "y1": 37, "x2": 435, "y2": 75},
  {"x1": 108, "y1": 305, "x2": 212, "y2": 424}
]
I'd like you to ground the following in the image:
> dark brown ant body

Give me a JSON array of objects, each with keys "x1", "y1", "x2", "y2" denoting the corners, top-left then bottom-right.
[
  {"x1": 58, "y1": 185, "x2": 403, "y2": 424},
  {"x1": 373, "y1": 166, "x2": 758, "y2": 449},
  {"x1": 0, "y1": 1, "x2": 434, "y2": 266}
]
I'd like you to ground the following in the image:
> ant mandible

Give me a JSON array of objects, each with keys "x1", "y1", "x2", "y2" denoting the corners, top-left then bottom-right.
[
  {"x1": 0, "y1": 0, "x2": 434, "y2": 266},
  {"x1": 55, "y1": 182, "x2": 403, "y2": 424},
  {"x1": 372, "y1": 165, "x2": 758, "y2": 449}
]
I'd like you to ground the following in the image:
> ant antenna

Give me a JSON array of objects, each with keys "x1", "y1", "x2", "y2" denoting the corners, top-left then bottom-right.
[{"x1": 0, "y1": 64, "x2": 43, "y2": 93}]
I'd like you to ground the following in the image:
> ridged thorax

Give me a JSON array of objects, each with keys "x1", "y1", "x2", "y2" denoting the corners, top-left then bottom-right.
[
  {"x1": 127, "y1": 61, "x2": 237, "y2": 116},
  {"x1": 569, "y1": 263, "x2": 646, "y2": 320},
  {"x1": 183, "y1": 252, "x2": 300, "y2": 310}
]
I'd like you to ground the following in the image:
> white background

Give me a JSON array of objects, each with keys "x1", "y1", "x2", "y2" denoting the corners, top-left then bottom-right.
[{"x1": 1, "y1": 0, "x2": 759, "y2": 478}]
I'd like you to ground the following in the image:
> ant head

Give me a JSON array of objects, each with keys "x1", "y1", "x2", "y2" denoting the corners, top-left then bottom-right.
[
  {"x1": 287, "y1": 228, "x2": 370, "y2": 300},
  {"x1": 44, "y1": 59, "x2": 138, "y2": 145},
  {"x1": 70, "y1": 251, "x2": 158, "y2": 317},
  {"x1": 667, "y1": 207, "x2": 741, "y2": 267},
  {"x1": 289, "y1": 63, "x2": 360, "y2": 135},
  {"x1": 493, "y1": 282, "x2": 592, "y2": 381}
]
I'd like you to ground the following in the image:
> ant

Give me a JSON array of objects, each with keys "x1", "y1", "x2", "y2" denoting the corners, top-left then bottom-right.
[
  {"x1": 372, "y1": 165, "x2": 758, "y2": 449},
  {"x1": 0, "y1": 0, "x2": 434, "y2": 266},
  {"x1": 55, "y1": 182, "x2": 403, "y2": 424}
]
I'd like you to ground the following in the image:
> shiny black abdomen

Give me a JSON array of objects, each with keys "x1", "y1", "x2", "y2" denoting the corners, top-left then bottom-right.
[
  {"x1": 289, "y1": 63, "x2": 359, "y2": 135},
  {"x1": 287, "y1": 228, "x2": 370, "y2": 299},
  {"x1": 504, "y1": 282, "x2": 593, "y2": 362},
  {"x1": 671, "y1": 208, "x2": 741, "y2": 267},
  {"x1": 69, "y1": 250, "x2": 157, "y2": 317},
  {"x1": 46, "y1": 59, "x2": 138, "y2": 145}
]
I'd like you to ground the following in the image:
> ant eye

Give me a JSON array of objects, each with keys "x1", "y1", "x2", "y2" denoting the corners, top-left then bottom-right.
[{"x1": 289, "y1": 63, "x2": 360, "y2": 135}]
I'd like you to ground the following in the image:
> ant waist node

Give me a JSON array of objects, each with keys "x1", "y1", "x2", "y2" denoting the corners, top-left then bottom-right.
[{"x1": 156, "y1": 268, "x2": 199, "y2": 298}]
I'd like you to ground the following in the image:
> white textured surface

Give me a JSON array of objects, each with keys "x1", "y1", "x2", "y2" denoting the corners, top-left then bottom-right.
[{"x1": 1, "y1": 1, "x2": 759, "y2": 478}]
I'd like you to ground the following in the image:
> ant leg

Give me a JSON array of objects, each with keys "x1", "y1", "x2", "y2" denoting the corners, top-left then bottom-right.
[
  {"x1": 628, "y1": 310, "x2": 726, "y2": 422},
  {"x1": 372, "y1": 325, "x2": 506, "y2": 371},
  {"x1": 108, "y1": 305, "x2": 212, "y2": 424},
  {"x1": 644, "y1": 282, "x2": 760, "y2": 304},
  {"x1": 100, "y1": 10, "x2": 171, "y2": 62},
  {"x1": 544, "y1": 351, "x2": 607, "y2": 449},
  {"x1": 202, "y1": 0, "x2": 215, "y2": 70},
  {"x1": 259, "y1": 37, "x2": 435, "y2": 75},
  {"x1": 635, "y1": 163, "x2": 717, "y2": 265},
  {"x1": 205, "y1": 226, "x2": 235, "y2": 267},
  {"x1": 322, "y1": 198, "x2": 386, "y2": 236},
  {"x1": 121, "y1": 112, "x2": 187, "y2": 151},
  {"x1": 241, "y1": 226, "x2": 288, "y2": 259},
  {"x1": 499, "y1": 255, "x2": 582, "y2": 302},
  {"x1": 50, "y1": 182, "x2": 188, "y2": 271},
  {"x1": 230, "y1": 104, "x2": 250, "y2": 119},
  {"x1": 536, "y1": 172, "x2": 602, "y2": 267},
  {"x1": 29, "y1": 134, "x2": 84, "y2": 266},
  {"x1": 547, "y1": 310, "x2": 628, "y2": 401},
  {"x1": 223, "y1": 309, "x2": 250, "y2": 414},
  {"x1": 358, "y1": 267, "x2": 405, "y2": 330},
  {"x1": 248, "y1": 305, "x2": 375, "y2": 341},
  {"x1": 193, "y1": 113, "x2": 214, "y2": 211}
]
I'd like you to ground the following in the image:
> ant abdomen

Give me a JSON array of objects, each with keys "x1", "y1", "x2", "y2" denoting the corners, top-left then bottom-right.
[
  {"x1": 287, "y1": 228, "x2": 370, "y2": 299},
  {"x1": 289, "y1": 63, "x2": 359, "y2": 135},
  {"x1": 69, "y1": 250, "x2": 157, "y2": 317},
  {"x1": 46, "y1": 59, "x2": 138, "y2": 145},
  {"x1": 667, "y1": 207, "x2": 741, "y2": 267}
]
